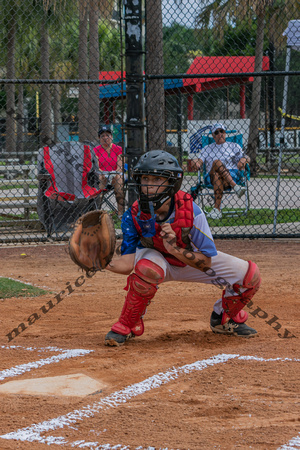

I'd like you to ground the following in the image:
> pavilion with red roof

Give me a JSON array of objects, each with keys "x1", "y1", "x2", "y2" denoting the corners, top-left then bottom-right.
[
  {"x1": 183, "y1": 56, "x2": 270, "y2": 120},
  {"x1": 98, "y1": 56, "x2": 270, "y2": 122}
]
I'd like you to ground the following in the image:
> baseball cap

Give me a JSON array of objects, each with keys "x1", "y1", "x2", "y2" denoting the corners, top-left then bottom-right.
[
  {"x1": 98, "y1": 125, "x2": 112, "y2": 136},
  {"x1": 211, "y1": 123, "x2": 226, "y2": 134}
]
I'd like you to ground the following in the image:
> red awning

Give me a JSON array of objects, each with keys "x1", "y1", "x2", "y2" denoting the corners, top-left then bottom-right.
[
  {"x1": 99, "y1": 71, "x2": 125, "y2": 84},
  {"x1": 184, "y1": 56, "x2": 270, "y2": 92}
]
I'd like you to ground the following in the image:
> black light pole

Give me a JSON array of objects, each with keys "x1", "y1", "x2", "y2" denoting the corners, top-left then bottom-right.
[
  {"x1": 176, "y1": 93, "x2": 182, "y2": 165},
  {"x1": 268, "y1": 0, "x2": 276, "y2": 164},
  {"x1": 268, "y1": 41, "x2": 276, "y2": 153},
  {"x1": 124, "y1": 0, "x2": 145, "y2": 206}
]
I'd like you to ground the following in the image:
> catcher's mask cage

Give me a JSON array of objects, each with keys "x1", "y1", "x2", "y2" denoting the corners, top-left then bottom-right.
[{"x1": 133, "y1": 150, "x2": 183, "y2": 213}]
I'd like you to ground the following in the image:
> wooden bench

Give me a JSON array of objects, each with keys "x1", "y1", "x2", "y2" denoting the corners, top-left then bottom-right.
[
  {"x1": 0, "y1": 178, "x2": 38, "y2": 219},
  {"x1": 0, "y1": 179, "x2": 38, "y2": 186},
  {"x1": 0, "y1": 164, "x2": 37, "y2": 179}
]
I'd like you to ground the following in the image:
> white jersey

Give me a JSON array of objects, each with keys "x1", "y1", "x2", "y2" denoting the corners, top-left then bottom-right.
[{"x1": 200, "y1": 141, "x2": 245, "y2": 173}]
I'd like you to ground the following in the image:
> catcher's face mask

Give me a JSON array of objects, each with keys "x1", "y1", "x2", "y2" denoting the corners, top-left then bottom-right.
[
  {"x1": 139, "y1": 174, "x2": 170, "y2": 213},
  {"x1": 141, "y1": 174, "x2": 169, "y2": 196},
  {"x1": 133, "y1": 150, "x2": 183, "y2": 213}
]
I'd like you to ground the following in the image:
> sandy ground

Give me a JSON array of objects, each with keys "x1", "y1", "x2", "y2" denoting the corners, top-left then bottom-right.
[{"x1": 0, "y1": 240, "x2": 299, "y2": 450}]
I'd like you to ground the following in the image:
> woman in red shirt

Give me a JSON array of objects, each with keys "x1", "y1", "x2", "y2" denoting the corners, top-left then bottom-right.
[{"x1": 93, "y1": 126, "x2": 125, "y2": 217}]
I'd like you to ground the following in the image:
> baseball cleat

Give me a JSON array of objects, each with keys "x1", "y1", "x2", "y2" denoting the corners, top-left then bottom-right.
[
  {"x1": 104, "y1": 330, "x2": 135, "y2": 346},
  {"x1": 210, "y1": 311, "x2": 257, "y2": 338}
]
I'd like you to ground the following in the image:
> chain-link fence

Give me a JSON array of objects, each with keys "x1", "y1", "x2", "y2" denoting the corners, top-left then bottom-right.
[{"x1": 0, "y1": 0, "x2": 299, "y2": 244}]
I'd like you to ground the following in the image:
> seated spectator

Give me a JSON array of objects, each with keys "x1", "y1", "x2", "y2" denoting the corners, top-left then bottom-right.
[
  {"x1": 93, "y1": 126, "x2": 125, "y2": 217},
  {"x1": 190, "y1": 123, "x2": 250, "y2": 220}
]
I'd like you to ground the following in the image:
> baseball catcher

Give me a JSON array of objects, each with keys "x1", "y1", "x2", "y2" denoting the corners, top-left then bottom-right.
[
  {"x1": 69, "y1": 150, "x2": 261, "y2": 346},
  {"x1": 69, "y1": 210, "x2": 116, "y2": 275}
]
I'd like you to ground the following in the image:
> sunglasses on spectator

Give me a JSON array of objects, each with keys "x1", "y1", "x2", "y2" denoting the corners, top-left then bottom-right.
[{"x1": 214, "y1": 129, "x2": 225, "y2": 135}]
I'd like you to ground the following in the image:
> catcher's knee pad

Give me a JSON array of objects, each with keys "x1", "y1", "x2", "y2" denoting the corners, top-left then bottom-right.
[
  {"x1": 134, "y1": 258, "x2": 165, "y2": 285},
  {"x1": 222, "y1": 261, "x2": 261, "y2": 323},
  {"x1": 111, "y1": 266, "x2": 163, "y2": 337}
]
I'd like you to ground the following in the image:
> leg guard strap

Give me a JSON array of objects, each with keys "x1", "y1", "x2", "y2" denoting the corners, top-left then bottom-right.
[
  {"x1": 111, "y1": 259, "x2": 165, "y2": 336},
  {"x1": 222, "y1": 261, "x2": 261, "y2": 322}
]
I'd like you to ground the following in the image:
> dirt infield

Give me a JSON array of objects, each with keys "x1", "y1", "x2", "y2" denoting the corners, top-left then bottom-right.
[{"x1": 0, "y1": 240, "x2": 299, "y2": 450}]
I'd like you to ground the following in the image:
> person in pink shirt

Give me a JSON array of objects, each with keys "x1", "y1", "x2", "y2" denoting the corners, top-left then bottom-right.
[{"x1": 94, "y1": 126, "x2": 125, "y2": 217}]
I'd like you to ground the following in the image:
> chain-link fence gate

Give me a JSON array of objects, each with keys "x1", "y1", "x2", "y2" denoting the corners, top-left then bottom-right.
[{"x1": 0, "y1": 0, "x2": 299, "y2": 244}]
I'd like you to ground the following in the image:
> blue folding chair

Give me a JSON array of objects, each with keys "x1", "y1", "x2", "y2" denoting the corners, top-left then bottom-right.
[{"x1": 190, "y1": 134, "x2": 251, "y2": 217}]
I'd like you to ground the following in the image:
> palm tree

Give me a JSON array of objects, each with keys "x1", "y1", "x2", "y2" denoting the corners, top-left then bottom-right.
[
  {"x1": 78, "y1": 0, "x2": 116, "y2": 142},
  {"x1": 246, "y1": 0, "x2": 299, "y2": 173},
  {"x1": 145, "y1": 0, "x2": 166, "y2": 150},
  {"x1": 40, "y1": 10, "x2": 54, "y2": 146},
  {"x1": 16, "y1": 85, "x2": 24, "y2": 155},
  {"x1": 78, "y1": 0, "x2": 90, "y2": 141},
  {"x1": 87, "y1": 0, "x2": 100, "y2": 142},
  {"x1": 195, "y1": 0, "x2": 298, "y2": 173},
  {"x1": 247, "y1": 2, "x2": 268, "y2": 174},
  {"x1": 2, "y1": 0, "x2": 37, "y2": 154},
  {"x1": 40, "y1": 1, "x2": 78, "y2": 145},
  {"x1": 39, "y1": 0, "x2": 77, "y2": 146},
  {"x1": 4, "y1": 0, "x2": 17, "y2": 154}
]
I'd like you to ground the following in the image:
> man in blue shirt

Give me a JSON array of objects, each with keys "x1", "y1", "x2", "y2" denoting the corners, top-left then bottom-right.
[
  {"x1": 105, "y1": 150, "x2": 260, "y2": 346},
  {"x1": 191, "y1": 123, "x2": 250, "y2": 220}
]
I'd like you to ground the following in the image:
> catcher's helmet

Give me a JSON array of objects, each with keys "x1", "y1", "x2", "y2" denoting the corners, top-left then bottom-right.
[{"x1": 133, "y1": 150, "x2": 183, "y2": 213}]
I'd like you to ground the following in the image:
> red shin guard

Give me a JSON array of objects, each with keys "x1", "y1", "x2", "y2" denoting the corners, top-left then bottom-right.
[
  {"x1": 111, "y1": 259, "x2": 165, "y2": 336},
  {"x1": 222, "y1": 261, "x2": 261, "y2": 323}
]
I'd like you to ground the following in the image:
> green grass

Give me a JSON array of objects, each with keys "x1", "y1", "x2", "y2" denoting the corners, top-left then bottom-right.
[
  {"x1": 109, "y1": 211, "x2": 122, "y2": 229},
  {"x1": 184, "y1": 171, "x2": 300, "y2": 179},
  {"x1": 254, "y1": 174, "x2": 300, "y2": 179},
  {"x1": 206, "y1": 208, "x2": 300, "y2": 226},
  {"x1": 0, "y1": 161, "x2": 35, "y2": 166},
  {"x1": 0, "y1": 277, "x2": 49, "y2": 299},
  {"x1": 0, "y1": 212, "x2": 39, "y2": 221},
  {"x1": 0, "y1": 184, "x2": 37, "y2": 190},
  {"x1": 112, "y1": 207, "x2": 299, "y2": 229}
]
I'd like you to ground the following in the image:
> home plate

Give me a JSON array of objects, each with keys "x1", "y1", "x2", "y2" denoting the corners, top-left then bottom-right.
[{"x1": 0, "y1": 373, "x2": 106, "y2": 397}]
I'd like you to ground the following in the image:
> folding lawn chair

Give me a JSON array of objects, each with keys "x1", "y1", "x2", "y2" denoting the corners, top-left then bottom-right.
[
  {"x1": 190, "y1": 133, "x2": 251, "y2": 217},
  {"x1": 191, "y1": 164, "x2": 250, "y2": 217},
  {"x1": 37, "y1": 141, "x2": 106, "y2": 238}
]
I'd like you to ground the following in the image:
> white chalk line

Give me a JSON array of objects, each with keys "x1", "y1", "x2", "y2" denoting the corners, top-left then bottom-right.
[
  {"x1": 0, "y1": 348, "x2": 93, "y2": 381},
  {"x1": 278, "y1": 434, "x2": 300, "y2": 450},
  {"x1": 0, "y1": 353, "x2": 299, "y2": 449},
  {"x1": 0, "y1": 344, "x2": 72, "y2": 352},
  {"x1": 0, "y1": 353, "x2": 237, "y2": 445},
  {"x1": 71, "y1": 443, "x2": 168, "y2": 449}
]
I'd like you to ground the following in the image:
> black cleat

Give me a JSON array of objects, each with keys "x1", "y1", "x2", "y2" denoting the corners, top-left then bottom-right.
[
  {"x1": 210, "y1": 311, "x2": 257, "y2": 338},
  {"x1": 104, "y1": 330, "x2": 134, "y2": 347}
]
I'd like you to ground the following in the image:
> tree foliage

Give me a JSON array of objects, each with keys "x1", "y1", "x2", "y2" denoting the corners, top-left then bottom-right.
[{"x1": 163, "y1": 24, "x2": 204, "y2": 73}]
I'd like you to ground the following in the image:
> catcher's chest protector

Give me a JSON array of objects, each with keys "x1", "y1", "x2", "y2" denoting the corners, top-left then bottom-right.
[{"x1": 131, "y1": 190, "x2": 194, "y2": 266}]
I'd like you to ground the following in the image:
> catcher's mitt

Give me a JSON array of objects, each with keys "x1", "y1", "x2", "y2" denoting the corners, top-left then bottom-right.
[{"x1": 69, "y1": 210, "x2": 116, "y2": 275}]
